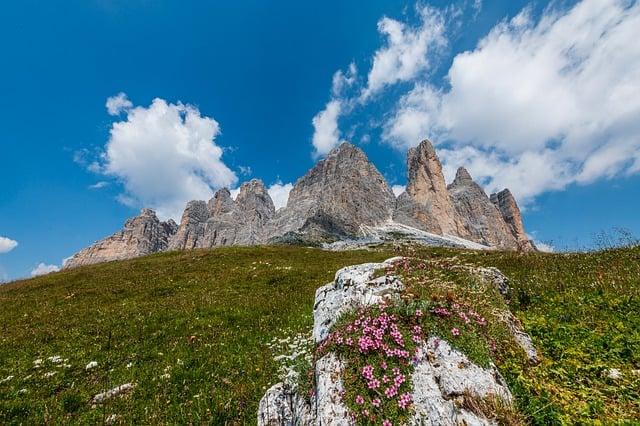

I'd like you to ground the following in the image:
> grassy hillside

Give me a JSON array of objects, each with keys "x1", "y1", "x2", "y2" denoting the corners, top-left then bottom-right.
[{"x1": 0, "y1": 245, "x2": 639, "y2": 424}]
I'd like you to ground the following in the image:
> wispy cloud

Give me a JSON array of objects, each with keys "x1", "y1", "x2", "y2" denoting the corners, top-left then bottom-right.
[{"x1": 88, "y1": 181, "x2": 109, "y2": 190}]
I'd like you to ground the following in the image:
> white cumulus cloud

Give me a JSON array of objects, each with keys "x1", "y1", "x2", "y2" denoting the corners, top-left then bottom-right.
[
  {"x1": 384, "y1": 0, "x2": 640, "y2": 204},
  {"x1": 31, "y1": 263, "x2": 60, "y2": 277},
  {"x1": 105, "y1": 92, "x2": 133, "y2": 116},
  {"x1": 391, "y1": 185, "x2": 406, "y2": 197},
  {"x1": 100, "y1": 94, "x2": 237, "y2": 220},
  {"x1": 311, "y1": 100, "x2": 345, "y2": 158},
  {"x1": 267, "y1": 182, "x2": 293, "y2": 210},
  {"x1": 0, "y1": 237, "x2": 18, "y2": 254}
]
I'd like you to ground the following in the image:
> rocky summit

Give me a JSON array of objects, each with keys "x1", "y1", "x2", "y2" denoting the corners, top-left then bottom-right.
[
  {"x1": 64, "y1": 208, "x2": 177, "y2": 268},
  {"x1": 264, "y1": 143, "x2": 396, "y2": 244},
  {"x1": 65, "y1": 140, "x2": 535, "y2": 268},
  {"x1": 168, "y1": 179, "x2": 276, "y2": 250}
]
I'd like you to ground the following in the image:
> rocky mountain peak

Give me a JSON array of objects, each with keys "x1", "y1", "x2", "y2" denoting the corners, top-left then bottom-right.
[
  {"x1": 208, "y1": 188, "x2": 236, "y2": 215},
  {"x1": 447, "y1": 168, "x2": 519, "y2": 249},
  {"x1": 64, "y1": 208, "x2": 177, "y2": 268},
  {"x1": 490, "y1": 189, "x2": 536, "y2": 251},
  {"x1": 236, "y1": 179, "x2": 275, "y2": 217},
  {"x1": 264, "y1": 142, "x2": 395, "y2": 243},
  {"x1": 394, "y1": 139, "x2": 464, "y2": 236},
  {"x1": 453, "y1": 167, "x2": 474, "y2": 185}
]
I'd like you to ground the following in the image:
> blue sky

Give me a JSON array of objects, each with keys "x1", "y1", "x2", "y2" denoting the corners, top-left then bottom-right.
[{"x1": 1, "y1": 0, "x2": 639, "y2": 281}]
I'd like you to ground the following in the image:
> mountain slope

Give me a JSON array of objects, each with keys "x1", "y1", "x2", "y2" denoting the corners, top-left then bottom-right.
[{"x1": 1, "y1": 246, "x2": 638, "y2": 424}]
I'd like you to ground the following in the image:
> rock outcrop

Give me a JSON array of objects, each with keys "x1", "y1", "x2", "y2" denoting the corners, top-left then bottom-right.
[
  {"x1": 448, "y1": 167, "x2": 520, "y2": 250},
  {"x1": 264, "y1": 143, "x2": 396, "y2": 244},
  {"x1": 490, "y1": 189, "x2": 536, "y2": 251},
  {"x1": 64, "y1": 209, "x2": 177, "y2": 268},
  {"x1": 258, "y1": 258, "x2": 529, "y2": 425},
  {"x1": 394, "y1": 140, "x2": 464, "y2": 236}
]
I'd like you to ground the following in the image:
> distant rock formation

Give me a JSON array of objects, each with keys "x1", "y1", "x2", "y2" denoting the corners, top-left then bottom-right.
[
  {"x1": 490, "y1": 189, "x2": 537, "y2": 251},
  {"x1": 64, "y1": 208, "x2": 177, "y2": 268},
  {"x1": 448, "y1": 167, "x2": 520, "y2": 249},
  {"x1": 168, "y1": 179, "x2": 275, "y2": 250},
  {"x1": 263, "y1": 143, "x2": 396, "y2": 244},
  {"x1": 393, "y1": 140, "x2": 465, "y2": 236},
  {"x1": 65, "y1": 140, "x2": 536, "y2": 268}
]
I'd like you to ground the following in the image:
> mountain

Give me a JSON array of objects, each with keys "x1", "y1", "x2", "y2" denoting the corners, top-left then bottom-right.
[
  {"x1": 448, "y1": 166, "x2": 521, "y2": 249},
  {"x1": 263, "y1": 143, "x2": 396, "y2": 244},
  {"x1": 64, "y1": 208, "x2": 177, "y2": 268},
  {"x1": 168, "y1": 179, "x2": 275, "y2": 250},
  {"x1": 64, "y1": 140, "x2": 535, "y2": 268},
  {"x1": 393, "y1": 139, "x2": 466, "y2": 236}
]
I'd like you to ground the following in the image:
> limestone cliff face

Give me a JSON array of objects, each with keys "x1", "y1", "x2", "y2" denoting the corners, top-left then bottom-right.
[
  {"x1": 64, "y1": 209, "x2": 177, "y2": 268},
  {"x1": 166, "y1": 200, "x2": 209, "y2": 250},
  {"x1": 263, "y1": 143, "x2": 396, "y2": 244},
  {"x1": 169, "y1": 179, "x2": 275, "y2": 249},
  {"x1": 447, "y1": 168, "x2": 519, "y2": 250},
  {"x1": 235, "y1": 179, "x2": 276, "y2": 244},
  {"x1": 490, "y1": 189, "x2": 536, "y2": 251},
  {"x1": 394, "y1": 140, "x2": 465, "y2": 236}
]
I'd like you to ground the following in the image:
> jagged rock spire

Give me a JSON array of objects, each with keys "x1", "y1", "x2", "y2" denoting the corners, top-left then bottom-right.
[
  {"x1": 453, "y1": 167, "x2": 473, "y2": 185},
  {"x1": 448, "y1": 168, "x2": 519, "y2": 249},
  {"x1": 394, "y1": 139, "x2": 465, "y2": 236},
  {"x1": 490, "y1": 189, "x2": 536, "y2": 251}
]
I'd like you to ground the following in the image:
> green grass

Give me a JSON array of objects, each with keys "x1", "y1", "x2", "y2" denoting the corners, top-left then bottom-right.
[{"x1": 0, "y1": 245, "x2": 639, "y2": 424}]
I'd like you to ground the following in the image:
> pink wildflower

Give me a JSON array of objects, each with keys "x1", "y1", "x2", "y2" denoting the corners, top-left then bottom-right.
[
  {"x1": 451, "y1": 327, "x2": 460, "y2": 337},
  {"x1": 398, "y1": 392, "x2": 413, "y2": 409},
  {"x1": 367, "y1": 378, "x2": 381, "y2": 389},
  {"x1": 384, "y1": 385, "x2": 398, "y2": 398},
  {"x1": 383, "y1": 421, "x2": 392, "y2": 426},
  {"x1": 355, "y1": 395, "x2": 364, "y2": 405},
  {"x1": 372, "y1": 398, "x2": 381, "y2": 407},
  {"x1": 362, "y1": 365, "x2": 375, "y2": 380}
]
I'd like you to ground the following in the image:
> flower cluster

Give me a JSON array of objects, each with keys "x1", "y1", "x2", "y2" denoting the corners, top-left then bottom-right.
[
  {"x1": 430, "y1": 302, "x2": 488, "y2": 337},
  {"x1": 319, "y1": 305, "x2": 423, "y2": 424}
]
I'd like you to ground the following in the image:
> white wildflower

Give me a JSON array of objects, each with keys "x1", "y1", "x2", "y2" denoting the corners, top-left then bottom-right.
[
  {"x1": 48, "y1": 356, "x2": 62, "y2": 364},
  {"x1": 91, "y1": 383, "x2": 135, "y2": 404},
  {"x1": 606, "y1": 368, "x2": 623, "y2": 380},
  {"x1": 85, "y1": 361, "x2": 98, "y2": 370}
]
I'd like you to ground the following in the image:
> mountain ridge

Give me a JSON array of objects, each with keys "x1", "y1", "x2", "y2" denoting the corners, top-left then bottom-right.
[{"x1": 64, "y1": 140, "x2": 535, "y2": 268}]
